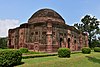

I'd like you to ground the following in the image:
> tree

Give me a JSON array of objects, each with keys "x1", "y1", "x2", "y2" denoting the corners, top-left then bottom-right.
[
  {"x1": 0, "y1": 37, "x2": 7, "y2": 48},
  {"x1": 74, "y1": 15, "x2": 100, "y2": 48},
  {"x1": 98, "y1": 37, "x2": 100, "y2": 40},
  {"x1": 91, "y1": 39, "x2": 100, "y2": 47}
]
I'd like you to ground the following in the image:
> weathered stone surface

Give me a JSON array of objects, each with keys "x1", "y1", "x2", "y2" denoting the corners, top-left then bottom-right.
[{"x1": 8, "y1": 8, "x2": 88, "y2": 52}]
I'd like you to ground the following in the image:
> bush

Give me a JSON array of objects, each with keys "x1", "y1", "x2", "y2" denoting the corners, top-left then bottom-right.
[
  {"x1": 27, "y1": 51, "x2": 45, "y2": 54},
  {"x1": 82, "y1": 47, "x2": 91, "y2": 54},
  {"x1": 0, "y1": 50, "x2": 22, "y2": 67},
  {"x1": 23, "y1": 54, "x2": 57, "y2": 59},
  {"x1": 58, "y1": 48, "x2": 71, "y2": 58},
  {"x1": 94, "y1": 47, "x2": 100, "y2": 52},
  {"x1": 19, "y1": 48, "x2": 28, "y2": 53}
]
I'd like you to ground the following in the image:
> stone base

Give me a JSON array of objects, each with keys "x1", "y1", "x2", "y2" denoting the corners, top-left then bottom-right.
[{"x1": 46, "y1": 45, "x2": 52, "y2": 52}]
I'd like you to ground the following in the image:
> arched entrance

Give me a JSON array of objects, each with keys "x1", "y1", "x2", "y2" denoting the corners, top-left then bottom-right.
[
  {"x1": 60, "y1": 38, "x2": 63, "y2": 47},
  {"x1": 68, "y1": 38, "x2": 70, "y2": 48}
]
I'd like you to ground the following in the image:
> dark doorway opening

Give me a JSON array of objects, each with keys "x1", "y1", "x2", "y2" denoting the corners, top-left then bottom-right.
[
  {"x1": 68, "y1": 38, "x2": 70, "y2": 48},
  {"x1": 60, "y1": 38, "x2": 63, "y2": 47},
  {"x1": 74, "y1": 40, "x2": 76, "y2": 44},
  {"x1": 9, "y1": 39, "x2": 11, "y2": 45}
]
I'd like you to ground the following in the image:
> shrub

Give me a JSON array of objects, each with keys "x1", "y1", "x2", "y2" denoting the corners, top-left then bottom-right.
[
  {"x1": 27, "y1": 51, "x2": 45, "y2": 54},
  {"x1": 19, "y1": 48, "x2": 28, "y2": 53},
  {"x1": 82, "y1": 47, "x2": 91, "y2": 54},
  {"x1": 0, "y1": 50, "x2": 22, "y2": 67},
  {"x1": 94, "y1": 47, "x2": 100, "y2": 52},
  {"x1": 23, "y1": 54, "x2": 57, "y2": 59},
  {"x1": 58, "y1": 48, "x2": 71, "y2": 58}
]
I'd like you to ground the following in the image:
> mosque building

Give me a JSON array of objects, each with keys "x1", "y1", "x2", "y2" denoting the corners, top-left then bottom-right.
[{"x1": 8, "y1": 8, "x2": 88, "y2": 52}]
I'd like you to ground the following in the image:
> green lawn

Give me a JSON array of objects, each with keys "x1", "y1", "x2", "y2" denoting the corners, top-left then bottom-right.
[{"x1": 15, "y1": 52, "x2": 100, "y2": 67}]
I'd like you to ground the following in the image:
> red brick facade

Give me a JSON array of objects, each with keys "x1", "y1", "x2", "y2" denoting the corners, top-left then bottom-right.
[{"x1": 8, "y1": 8, "x2": 88, "y2": 52}]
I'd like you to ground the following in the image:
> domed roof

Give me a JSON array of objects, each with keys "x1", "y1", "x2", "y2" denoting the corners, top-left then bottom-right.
[{"x1": 28, "y1": 8, "x2": 65, "y2": 24}]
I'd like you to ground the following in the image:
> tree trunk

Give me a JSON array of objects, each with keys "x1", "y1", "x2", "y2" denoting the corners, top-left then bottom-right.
[{"x1": 89, "y1": 32, "x2": 92, "y2": 48}]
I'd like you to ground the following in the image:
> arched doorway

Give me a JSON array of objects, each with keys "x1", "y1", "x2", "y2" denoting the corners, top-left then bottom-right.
[
  {"x1": 74, "y1": 40, "x2": 77, "y2": 50},
  {"x1": 68, "y1": 38, "x2": 70, "y2": 48},
  {"x1": 60, "y1": 38, "x2": 63, "y2": 47}
]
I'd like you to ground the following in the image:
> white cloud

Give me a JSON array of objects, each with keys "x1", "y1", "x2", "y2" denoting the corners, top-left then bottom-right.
[
  {"x1": 97, "y1": 19, "x2": 100, "y2": 28},
  {"x1": 97, "y1": 22, "x2": 100, "y2": 31},
  {"x1": 0, "y1": 19, "x2": 20, "y2": 37}
]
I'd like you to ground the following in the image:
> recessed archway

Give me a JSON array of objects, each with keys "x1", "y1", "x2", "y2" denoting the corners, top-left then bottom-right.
[
  {"x1": 60, "y1": 38, "x2": 63, "y2": 47},
  {"x1": 68, "y1": 38, "x2": 70, "y2": 48}
]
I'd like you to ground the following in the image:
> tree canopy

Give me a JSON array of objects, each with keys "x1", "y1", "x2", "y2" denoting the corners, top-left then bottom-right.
[
  {"x1": 0, "y1": 37, "x2": 7, "y2": 48},
  {"x1": 74, "y1": 15, "x2": 100, "y2": 48}
]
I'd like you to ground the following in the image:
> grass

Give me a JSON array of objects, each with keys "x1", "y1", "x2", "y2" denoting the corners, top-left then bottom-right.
[
  {"x1": 15, "y1": 52, "x2": 100, "y2": 67},
  {"x1": 0, "y1": 48, "x2": 15, "y2": 51}
]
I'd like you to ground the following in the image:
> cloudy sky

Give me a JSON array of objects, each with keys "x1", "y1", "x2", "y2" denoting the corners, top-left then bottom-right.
[{"x1": 0, "y1": 0, "x2": 100, "y2": 37}]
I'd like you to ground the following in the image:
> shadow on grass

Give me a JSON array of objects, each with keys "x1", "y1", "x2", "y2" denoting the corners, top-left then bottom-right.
[
  {"x1": 14, "y1": 62, "x2": 24, "y2": 66},
  {"x1": 71, "y1": 51, "x2": 81, "y2": 54},
  {"x1": 86, "y1": 56, "x2": 100, "y2": 64}
]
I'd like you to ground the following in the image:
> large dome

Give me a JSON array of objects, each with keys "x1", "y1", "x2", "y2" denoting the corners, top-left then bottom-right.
[{"x1": 28, "y1": 8, "x2": 65, "y2": 24}]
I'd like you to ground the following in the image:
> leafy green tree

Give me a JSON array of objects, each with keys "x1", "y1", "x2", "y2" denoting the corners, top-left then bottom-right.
[
  {"x1": 74, "y1": 15, "x2": 100, "y2": 48},
  {"x1": 0, "y1": 37, "x2": 7, "y2": 48},
  {"x1": 91, "y1": 39, "x2": 100, "y2": 48},
  {"x1": 98, "y1": 37, "x2": 100, "y2": 40}
]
